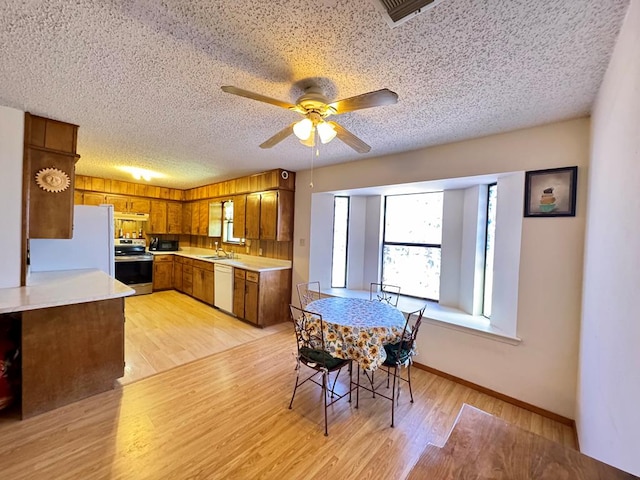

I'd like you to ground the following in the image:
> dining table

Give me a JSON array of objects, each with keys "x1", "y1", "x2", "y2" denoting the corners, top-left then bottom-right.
[{"x1": 305, "y1": 297, "x2": 407, "y2": 371}]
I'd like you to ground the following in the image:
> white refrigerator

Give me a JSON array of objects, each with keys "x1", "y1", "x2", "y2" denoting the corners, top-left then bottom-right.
[{"x1": 30, "y1": 205, "x2": 115, "y2": 276}]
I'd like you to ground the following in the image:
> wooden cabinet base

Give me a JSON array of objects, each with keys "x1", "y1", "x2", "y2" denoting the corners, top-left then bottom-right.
[{"x1": 20, "y1": 298, "x2": 125, "y2": 419}]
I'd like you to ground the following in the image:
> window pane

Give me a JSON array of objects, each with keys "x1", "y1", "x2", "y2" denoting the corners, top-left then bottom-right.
[
  {"x1": 483, "y1": 184, "x2": 497, "y2": 317},
  {"x1": 382, "y1": 245, "x2": 441, "y2": 300},
  {"x1": 384, "y1": 193, "x2": 443, "y2": 244},
  {"x1": 331, "y1": 197, "x2": 349, "y2": 288}
]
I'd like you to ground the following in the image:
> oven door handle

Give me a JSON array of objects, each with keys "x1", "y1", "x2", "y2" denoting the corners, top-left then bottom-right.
[{"x1": 115, "y1": 257, "x2": 154, "y2": 263}]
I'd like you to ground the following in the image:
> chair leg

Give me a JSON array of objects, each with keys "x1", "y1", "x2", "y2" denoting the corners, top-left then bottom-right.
[
  {"x1": 407, "y1": 362, "x2": 414, "y2": 403},
  {"x1": 329, "y1": 369, "x2": 341, "y2": 398},
  {"x1": 391, "y1": 364, "x2": 398, "y2": 428},
  {"x1": 323, "y1": 369, "x2": 329, "y2": 436},
  {"x1": 355, "y1": 364, "x2": 360, "y2": 409},
  {"x1": 348, "y1": 361, "x2": 353, "y2": 403},
  {"x1": 288, "y1": 362, "x2": 301, "y2": 409}
]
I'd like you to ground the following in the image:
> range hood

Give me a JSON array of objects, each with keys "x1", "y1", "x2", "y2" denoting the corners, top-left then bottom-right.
[{"x1": 114, "y1": 212, "x2": 149, "y2": 221}]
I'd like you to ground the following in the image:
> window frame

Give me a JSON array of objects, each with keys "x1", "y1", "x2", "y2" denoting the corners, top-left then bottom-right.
[
  {"x1": 331, "y1": 196, "x2": 350, "y2": 288},
  {"x1": 482, "y1": 183, "x2": 497, "y2": 318},
  {"x1": 381, "y1": 192, "x2": 443, "y2": 302}
]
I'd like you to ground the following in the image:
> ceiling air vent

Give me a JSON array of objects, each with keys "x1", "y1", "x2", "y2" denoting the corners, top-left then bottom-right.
[{"x1": 372, "y1": 0, "x2": 446, "y2": 28}]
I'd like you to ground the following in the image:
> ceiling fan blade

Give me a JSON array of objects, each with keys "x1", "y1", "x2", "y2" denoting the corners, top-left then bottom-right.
[
  {"x1": 221, "y1": 86, "x2": 297, "y2": 110},
  {"x1": 328, "y1": 121, "x2": 371, "y2": 154},
  {"x1": 259, "y1": 123, "x2": 296, "y2": 149},
  {"x1": 329, "y1": 88, "x2": 398, "y2": 115}
]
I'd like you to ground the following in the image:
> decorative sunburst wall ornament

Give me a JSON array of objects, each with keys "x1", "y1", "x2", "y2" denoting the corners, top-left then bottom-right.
[{"x1": 35, "y1": 167, "x2": 70, "y2": 193}]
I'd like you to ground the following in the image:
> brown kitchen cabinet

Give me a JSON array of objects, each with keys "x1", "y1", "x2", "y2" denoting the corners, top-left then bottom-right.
[
  {"x1": 104, "y1": 195, "x2": 150, "y2": 214},
  {"x1": 182, "y1": 258, "x2": 193, "y2": 296},
  {"x1": 192, "y1": 259, "x2": 214, "y2": 305},
  {"x1": 149, "y1": 200, "x2": 168, "y2": 233},
  {"x1": 152, "y1": 255, "x2": 173, "y2": 291},
  {"x1": 167, "y1": 202, "x2": 182, "y2": 234},
  {"x1": 244, "y1": 190, "x2": 293, "y2": 241},
  {"x1": 173, "y1": 257, "x2": 184, "y2": 291},
  {"x1": 182, "y1": 202, "x2": 192, "y2": 234},
  {"x1": 82, "y1": 192, "x2": 106, "y2": 206},
  {"x1": 233, "y1": 194, "x2": 247, "y2": 239},
  {"x1": 198, "y1": 200, "x2": 209, "y2": 236},
  {"x1": 190, "y1": 202, "x2": 200, "y2": 235},
  {"x1": 232, "y1": 268, "x2": 291, "y2": 327},
  {"x1": 24, "y1": 113, "x2": 80, "y2": 239}
]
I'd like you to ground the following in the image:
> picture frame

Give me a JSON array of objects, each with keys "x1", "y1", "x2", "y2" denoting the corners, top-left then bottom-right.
[{"x1": 524, "y1": 166, "x2": 577, "y2": 217}]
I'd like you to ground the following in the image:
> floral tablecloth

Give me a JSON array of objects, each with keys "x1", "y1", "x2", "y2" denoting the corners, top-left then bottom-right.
[{"x1": 306, "y1": 297, "x2": 406, "y2": 371}]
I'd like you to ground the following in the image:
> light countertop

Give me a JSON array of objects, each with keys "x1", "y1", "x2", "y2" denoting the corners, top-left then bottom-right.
[
  {"x1": 0, "y1": 269, "x2": 135, "y2": 314},
  {"x1": 149, "y1": 248, "x2": 292, "y2": 272}
]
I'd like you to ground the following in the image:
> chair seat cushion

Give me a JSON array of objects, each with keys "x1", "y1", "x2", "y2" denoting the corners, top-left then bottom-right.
[
  {"x1": 383, "y1": 342, "x2": 412, "y2": 365},
  {"x1": 300, "y1": 347, "x2": 346, "y2": 370}
]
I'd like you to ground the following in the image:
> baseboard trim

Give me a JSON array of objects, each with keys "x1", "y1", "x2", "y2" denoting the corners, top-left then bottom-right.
[{"x1": 413, "y1": 362, "x2": 575, "y2": 427}]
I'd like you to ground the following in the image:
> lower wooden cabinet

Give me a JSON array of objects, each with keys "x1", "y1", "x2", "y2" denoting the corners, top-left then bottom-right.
[
  {"x1": 192, "y1": 260, "x2": 214, "y2": 305},
  {"x1": 152, "y1": 255, "x2": 173, "y2": 291},
  {"x1": 183, "y1": 260, "x2": 193, "y2": 296},
  {"x1": 173, "y1": 259, "x2": 184, "y2": 291},
  {"x1": 233, "y1": 268, "x2": 291, "y2": 327}
]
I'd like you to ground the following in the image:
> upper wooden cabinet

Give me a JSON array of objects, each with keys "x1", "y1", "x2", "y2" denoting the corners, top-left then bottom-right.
[
  {"x1": 167, "y1": 202, "x2": 182, "y2": 234},
  {"x1": 105, "y1": 195, "x2": 150, "y2": 214},
  {"x1": 182, "y1": 202, "x2": 192, "y2": 234},
  {"x1": 149, "y1": 200, "x2": 168, "y2": 233},
  {"x1": 233, "y1": 194, "x2": 247, "y2": 239},
  {"x1": 244, "y1": 190, "x2": 293, "y2": 241},
  {"x1": 24, "y1": 114, "x2": 79, "y2": 239}
]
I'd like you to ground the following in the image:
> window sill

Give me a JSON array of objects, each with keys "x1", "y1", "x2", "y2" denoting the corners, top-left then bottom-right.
[{"x1": 320, "y1": 288, "x2": 522, "y2": 346}]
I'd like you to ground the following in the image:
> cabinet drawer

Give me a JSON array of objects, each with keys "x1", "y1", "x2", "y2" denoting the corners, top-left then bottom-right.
[
  {"x1": 181, "y1": 257, "x2": 193, "y2": 266},
  {"x1": 246, "y1": 271, "x2": 259, "y2": 283},
  {"x1": 193, "y1": 260, "x2": 215, "y2": 272},
  {"x1": 234, "y1": 269, "x2": 246, "y2": 280},
  {"x1": 153, "y1": 255, "x2": 173, "y2": 263},
  {"x1": 183, "y1": 265, "x2": 193, "y2": 275}
]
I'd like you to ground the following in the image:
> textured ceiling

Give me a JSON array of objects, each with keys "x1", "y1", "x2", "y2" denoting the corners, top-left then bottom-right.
[{"x1": 0, "y1": 0, "x2": 629, "y2": 189}]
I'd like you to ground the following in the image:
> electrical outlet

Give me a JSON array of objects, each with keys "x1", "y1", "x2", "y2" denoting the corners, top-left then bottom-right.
[{"x1": 299, "y1": 238, "x2": 305, "y2": 247}]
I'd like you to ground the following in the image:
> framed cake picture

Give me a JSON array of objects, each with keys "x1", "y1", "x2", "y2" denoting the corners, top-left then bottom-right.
[{"x1": 524, "y1": 166, "x2": 578, "y2": 217}]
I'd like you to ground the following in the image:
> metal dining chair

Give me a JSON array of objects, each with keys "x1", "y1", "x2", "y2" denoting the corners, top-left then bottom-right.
[
  {"x1": 381, "y1": 304, "x2": 427, "y2": 425},
  {"x1": 296, "y1": 281, "x2": 321, "y2": 308},
  {"x1": 288, "y1": 304, "x2": 352, "y2": 436},
  {"x1": 369, "y1": 282, "x2": 401, "y2": 307}
]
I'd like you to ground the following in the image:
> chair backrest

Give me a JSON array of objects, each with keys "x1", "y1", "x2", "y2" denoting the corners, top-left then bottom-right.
[
  {"x1": 398, "y1": 304, "x2": 427, "y2": 352},
  {"x1": 370, "y1": 282, "x2": 401, "y2": 307},
  {"x1": 297, "y1": 281, "x2": 321, "y2": 308},
  {"x1": 289, "y1": 304, "x2": 330, "y2": 366}
]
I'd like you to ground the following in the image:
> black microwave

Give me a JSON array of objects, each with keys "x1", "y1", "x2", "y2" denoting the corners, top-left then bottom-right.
[{"x1": 150, "y1": 239, "x2": 179, "y2": 251}]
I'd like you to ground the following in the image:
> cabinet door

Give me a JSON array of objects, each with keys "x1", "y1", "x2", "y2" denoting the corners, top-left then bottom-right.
[
  {"x1": 149, "y1": 200, "x2": 168, "y2": 234},
  {"x1": 191, "y1": 202, "x2": 200, "y2": 235},
  {"x1": 199, "y1": 200, "x2": 209, "y2": 236},
  {"x1": 183, "y1": 265, "x2": 193, "y2": 295},
  {"x1": 233, "y1": 269, "x2": 246, "y2": 318},
  {"x1": 104, "y1": 195, "x2": 129, "y2": 212},
  {"x1": 28, "y1": 149, "x2": 76, "y2": 239},
  {"x1": 233, "y1": 195, "x2": 246, "y2": 239},
  {"x1": 192, "y1": 267, "x2": 204, "y2": 301},
  {"x1": 259, "y1": 191, "x2": 278, "y2": 240},
  {"x1": 182, "y1": 202, "x2": 192, "y2": 234},
  {"x1": 245, "y1": 193, "x2": 261, "y2": 239},
  {"x1": 203, "y1": 269, "x2": 214, "y2": 305},
  {"x1": 153, "y1": 261, "x2": 173, "y2": 290},
  {"x1": 244, "y1": 278, "x2": 259, "y2": 325},
  {"x1": 167, "y1": 202, "x2": 182, "y2": 234},
  {"x1": 74, "y1": 191, "x2": 84, "y2": 205},
  {"x1": 129, "y1": 198, "x2": 150, "y2": 214},
  {"x1": 173, "y1": 261, "x2": 183, "y2": 291},
  {"x1": 83, "y1": 192, "x2": 106, "y2": 206}
]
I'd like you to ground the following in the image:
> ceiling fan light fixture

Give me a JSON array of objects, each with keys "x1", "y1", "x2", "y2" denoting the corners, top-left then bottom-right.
[
  {"x1": 299, "y1": 132, "x2": 316, "y2": 147},
  {"x1": 293, "y1": 118, "x2": 313, "y2": 140},
  {"x1": 317, "y1": 121, "x2": 337, "y2": 144}
]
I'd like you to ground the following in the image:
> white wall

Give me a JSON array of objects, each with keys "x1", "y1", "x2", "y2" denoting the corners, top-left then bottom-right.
[
  {"x1": 346, "y1": 197, "x2": 367, "y2": 289},
  {"x1": 577, "y1": 0, "x2": 640, "y2": 475},
  {"x1": 293, "y1": 117, "x2": 589, "y2": 417},
  {"x1": 0, "y1": 106, "x2": 24, "y2": 289}
]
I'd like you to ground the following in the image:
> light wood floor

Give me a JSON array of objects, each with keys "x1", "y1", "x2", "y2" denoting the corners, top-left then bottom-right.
[
  {"x1": 0, "y1": 296, "x2": 577, "y2": 479},
  {"x1": 121, "y1": 290, "x2": 289, "y2": 385}
]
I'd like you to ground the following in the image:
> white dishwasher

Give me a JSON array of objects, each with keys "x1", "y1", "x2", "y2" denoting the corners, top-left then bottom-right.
[{"x1": 214, "y1": 263, "x2": 234, "y2": 314}]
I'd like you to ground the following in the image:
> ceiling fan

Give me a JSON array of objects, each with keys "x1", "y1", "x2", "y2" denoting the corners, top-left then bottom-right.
[{"x1": 221, "y1": 84, "x2": 398, "y2": 153}]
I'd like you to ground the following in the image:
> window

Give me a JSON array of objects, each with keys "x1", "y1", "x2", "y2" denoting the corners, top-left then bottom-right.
[
  {"x1": 483, "y1": 184, "x2": 497, "y2": 317},
  {"x1": 331, "y1": 197, "x2": 349, "y2": 288},
  {"x1": 222, "y1": 201, "x2": 242, "y2": 244},
  {"x1": 382, "y1": 192, "x2": 443, "y2": 300}
]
